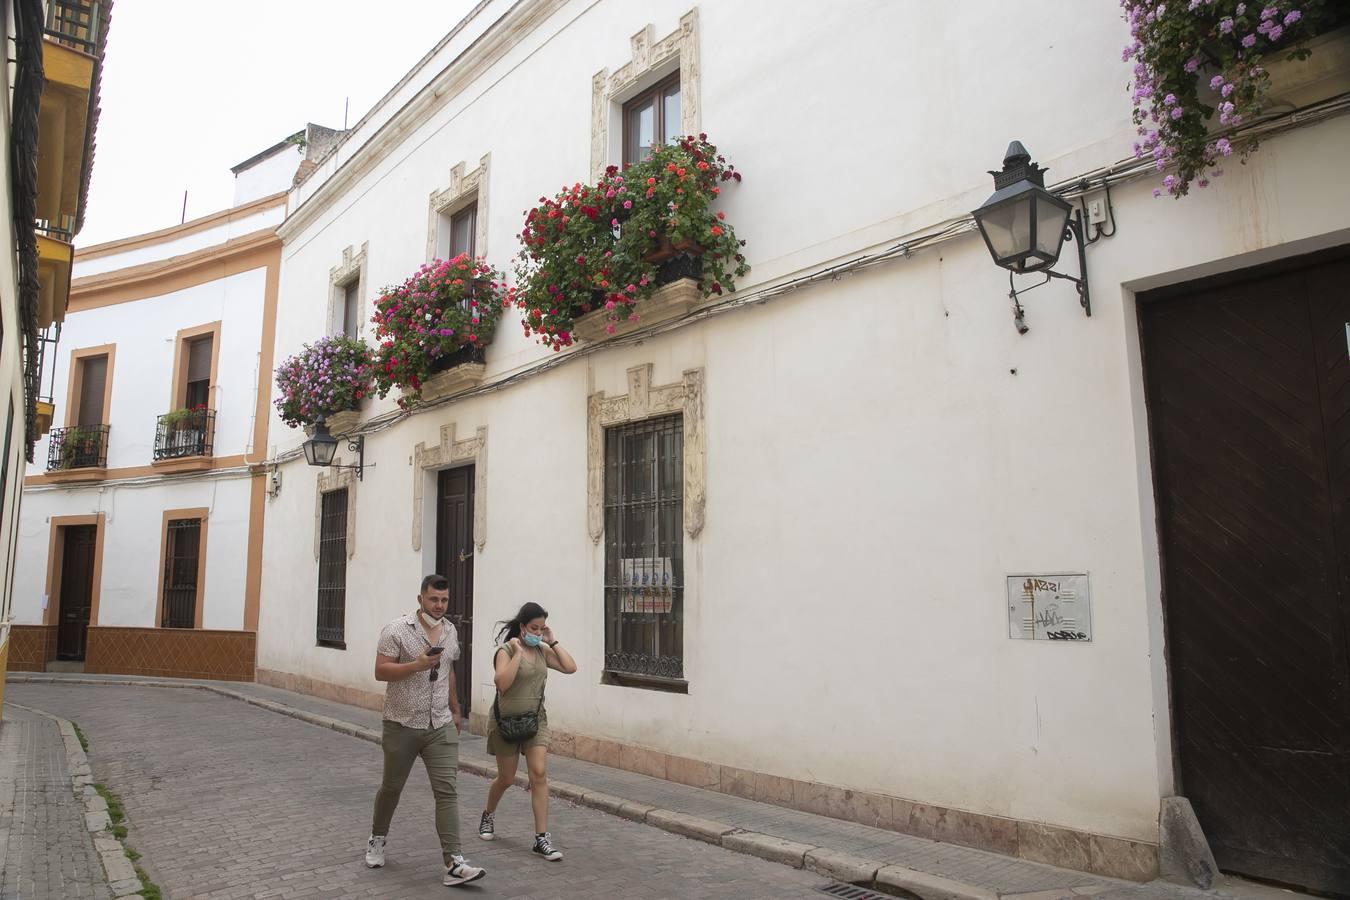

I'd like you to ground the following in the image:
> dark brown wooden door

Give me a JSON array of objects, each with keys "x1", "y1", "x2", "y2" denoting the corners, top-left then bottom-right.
[
  {"x1": 1141, "y1": 251, "x2": 1350, "y2": 895},
  {"x1": 57, "y1": 524, "x2": 97, "y2": 660},
  {"x1": 436, "y1": 466, "x2": 474, "y2": 716}
]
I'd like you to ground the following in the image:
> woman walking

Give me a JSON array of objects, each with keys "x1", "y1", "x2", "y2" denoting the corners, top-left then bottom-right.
[{"x1": 478, "y1": 602, "x2": 577, "y2": 860}]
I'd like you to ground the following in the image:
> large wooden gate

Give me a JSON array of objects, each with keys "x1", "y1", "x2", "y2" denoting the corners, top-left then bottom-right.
[{"x1": 1140, "y1": 250, "x2": 1350, "y2": 895}]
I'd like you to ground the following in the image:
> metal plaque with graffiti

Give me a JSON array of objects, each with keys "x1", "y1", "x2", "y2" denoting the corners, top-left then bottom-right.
[{"x1": 1006, "y1": 573, "x2": 1092, "y2": 641}]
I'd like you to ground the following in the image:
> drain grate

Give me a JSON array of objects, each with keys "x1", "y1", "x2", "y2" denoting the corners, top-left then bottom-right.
[{"x1": 816, "y1": 883, "x2": 900, "y2": 900}]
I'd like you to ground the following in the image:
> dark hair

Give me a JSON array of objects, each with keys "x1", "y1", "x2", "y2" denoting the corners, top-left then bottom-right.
[
  {"x1": 495, "y1": 601, "x2": 548, "y2": 644},
  {"x1": 421, "y1": 573, "x2": 449, "y2": 594}
]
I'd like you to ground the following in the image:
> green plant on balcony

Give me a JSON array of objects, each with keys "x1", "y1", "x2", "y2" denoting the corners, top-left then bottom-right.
[
  {"x1": 513, "y1": 134, "x2": 747, "y2": 349},
  {"x1": 57, "y1": 426, "x2": 99, "y2": 469},
  {"x1": 161, "y1": 403, "x2": 206, "y2": 429},
  {"x1": 370, "y1": 254, "x2": 507, "y2": 407}
]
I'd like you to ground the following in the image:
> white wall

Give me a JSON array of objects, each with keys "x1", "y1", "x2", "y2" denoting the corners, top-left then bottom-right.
[
  {"x1": 29, "y1": 266, "x2": 268, "y2": 471},
  {"x1": 233, "y1": 147, "x2": 301, "y2": 207},
  {"x1": 12, "y1": 476, "x2": 253, "y2": 629},
  {"x1": 74, "y1": 204, "x2": 284, "y2": 279},
  {"x1": 259, "y1": 0, "x2": 1350, "y2": 846}
]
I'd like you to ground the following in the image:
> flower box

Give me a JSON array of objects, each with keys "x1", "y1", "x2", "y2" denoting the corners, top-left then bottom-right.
[
  {"x1": 1261, "y1": 25, "x2": 1350, "y2": 109},
  {"x1": 405, "y1": 363, "x2": 486, "y2": 404},
  {"x1": 572, "y1": 277, "x2": 701, "y2": 343}
]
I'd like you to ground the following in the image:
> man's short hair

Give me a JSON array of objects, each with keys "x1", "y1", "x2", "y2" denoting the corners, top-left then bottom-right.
[{"x1": 421, "y1": 573, "x2": 449, "y2": 594}]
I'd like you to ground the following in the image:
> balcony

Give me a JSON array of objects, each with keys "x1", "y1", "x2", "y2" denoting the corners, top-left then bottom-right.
[
  {"x1": 36, "y1": 1, "x2": 101, "y2": 250},
  {"x1": 153, "y1": 408, "x2": 215, "y2": 472},
  {"x1": 46, "y1": 0, "x2": 101, "y2": 54},
  {"x1": 46, "y1": 423, "x2": 109, "y2": 481}
]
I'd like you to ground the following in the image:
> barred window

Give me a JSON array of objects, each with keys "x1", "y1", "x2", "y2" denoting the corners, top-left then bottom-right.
[
  {"x1": 161, "y1": 518, "x2": 201, "y2": 628},
  {"x1": 604, "y1": 414, "x2": 684, "y2": 683},
  {"x1": 317, "y1": 488, "x2": 348, "y2": 648}
]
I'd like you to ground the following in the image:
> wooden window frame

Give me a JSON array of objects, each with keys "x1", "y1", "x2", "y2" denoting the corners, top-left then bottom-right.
[
  {"x1": 329, "y1": 243, "x2": 367, "y2": 339},
  {"x1": 63, "y1": 344, "x2": 116, "y2": 428},
  {"x1": 154, "y1": 508, "x2": 209, "y2": 629},
  {"x1": 169, "y1": 322, "x2": 221, "y2": 411},
  {"x1": 622, "y1": 71, "x2": 681, "y2": 168}
]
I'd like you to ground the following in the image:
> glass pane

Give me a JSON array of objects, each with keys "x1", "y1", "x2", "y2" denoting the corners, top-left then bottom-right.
[
  {"x1": 342, "y1": 282, "x2": 360, "y2": 337},
  {"x1": 662, "y1": 85, "x2": 681, "y2": 143},
  {"x1": 627, "y1": 99, "x2": 655, "y2": 165},
  {"x1": 77, "y1": 356, "x2": 106, "y2": 426},
  {"x1": 186, "y1": 336, "x2": 213, "y2": 383},
  {"x1": 1034, "y1": 197, "x2": 1071, "y2": 259},
  {"x1": 450, "y1": 205, "x2": 476, "y2": 259},
  {"x1": 978, "y1": 200, "x2": 1031, "y2": 263}
]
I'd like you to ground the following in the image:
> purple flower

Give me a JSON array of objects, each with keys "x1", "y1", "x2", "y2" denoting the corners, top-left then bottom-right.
[
  {"x1": 1260, "y1": 5, "x2": 1278, "y2": 20},
  {"x1": 1170, "y1": 106, "x2": 1185, "y2": 119},
  {"x1": 1219, "y1": 16, "x2": 1234, "y2": 32},
  {"x1": 1197, "y1": 178, "x2": 1210, "y2": 188},
  {"x1": 1216, "y1": 137, "x2": 1233, "y2": 155},
  {"x1": 1164, "y1": 93, "x2": 1177, "y2": 106},
  {"x1": 1153, "y1": 188, "x2": 1163, "y2": 198},
  {"x1": 1184, "y1": 57, "x2": 1200, "y2": 73},
  {"x1": 1242, "y1": 33, "x2": 1257, "y2": 47},
  {"x1": 1210, "y1": 74, "x2": 1225, "y2": 89},
  {"x1": 1221, "y1": 82, "x2": 1234, "y2": 97},
  {"x1": 1163, "y1": 174, "x2": 1178, "y2": 192},
  {"x1": 1269, "y1": 24, "x2": 1283, "y2": 40},
  {"x1": 1284, "y1": 9, "x2": 1302, "y2": 25}
]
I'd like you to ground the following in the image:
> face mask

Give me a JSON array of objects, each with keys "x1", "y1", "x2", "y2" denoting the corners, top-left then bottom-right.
[
  {"x1": 522, "y1": 632, "x2": 542, "y2": 648},
  {"x1": 420, "y1": 610, "x2": 444, "y2": 629}
]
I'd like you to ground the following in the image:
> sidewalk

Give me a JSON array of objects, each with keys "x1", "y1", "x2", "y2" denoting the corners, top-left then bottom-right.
[
  {"x1": 0, "y1": 704, "x2": 115, "y2": 899},
  {"x1": 4, "y1": 673, "x2": 1274, "y2": 900}
]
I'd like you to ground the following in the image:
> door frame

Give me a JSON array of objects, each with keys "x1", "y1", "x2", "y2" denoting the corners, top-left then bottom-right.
[
  {"x1": 44, "y1": 513, "x2": 106, "y2": 651},
  {"x1": 434, "y1": 462, "x2": 476, "y2": 716}
]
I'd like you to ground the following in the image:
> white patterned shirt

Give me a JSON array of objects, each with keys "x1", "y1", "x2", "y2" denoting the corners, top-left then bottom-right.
[{"x1": 376, "y1": 612, "x2": 461, "y2": 729}]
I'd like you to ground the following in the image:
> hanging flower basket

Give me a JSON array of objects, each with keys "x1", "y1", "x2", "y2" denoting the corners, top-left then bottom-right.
[
  {"x1": 274, "y1": 335, "x2": 373, "y2": 430},
  {"x1": 371, "y1": 255, "x2": 507, "y2": 407},
  {"x1": 514, "y1": 133, "x2": 748, "y2": 347}
]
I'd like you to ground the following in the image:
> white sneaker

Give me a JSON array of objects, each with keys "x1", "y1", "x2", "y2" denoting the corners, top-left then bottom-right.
[
  {"x1": 444, "y1": 854, "x2": 486, "y2": 886},
  {"x1": 365, "y1": 834, "x2": 386, "y2": 868}
]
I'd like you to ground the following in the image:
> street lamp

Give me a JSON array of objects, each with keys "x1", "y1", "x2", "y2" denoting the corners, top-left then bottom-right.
[
  {"x1": 973, "y1": 141, "x2": 1096, "y2": 325},
  {"x1": 302, "y1": 416, "x2": 365, "y2": 480}
]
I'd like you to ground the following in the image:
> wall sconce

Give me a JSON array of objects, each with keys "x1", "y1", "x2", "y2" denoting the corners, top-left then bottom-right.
[
  {"x1": 972, "y1": 141, "x2": 1114, "y2": 333},
  {"x1": 302, "y1": 416, "x2": 366, "y2": 481}
]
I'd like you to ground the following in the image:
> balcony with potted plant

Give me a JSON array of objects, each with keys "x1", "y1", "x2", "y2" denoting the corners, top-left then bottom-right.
[
  {"x1": 45, "y1": 423, "x2": 109, "y2": 481},
  {"x1": 274, "y1": 334, "x2": 373, "y2": 437},
  {"x1": 151, "y1": 404, "x2": 215, "y2": 471},
  {"x1": 370, "y1": 254, "x2": 507, "y2": 407},
  {"x1": 514, "y1": 134, "x2": 748, "y2": 350}
]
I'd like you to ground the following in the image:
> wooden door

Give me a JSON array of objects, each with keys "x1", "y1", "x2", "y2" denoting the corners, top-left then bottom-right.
[
  {"x1": 436, "y1": 466, "x2": 474, "y2": 716},
  {"x1": 56, "y1": 524, "x2": 97, "y2": 660},
  {"x1": 1140, "y1": 250, "x2": 1350, "y2": 895}
]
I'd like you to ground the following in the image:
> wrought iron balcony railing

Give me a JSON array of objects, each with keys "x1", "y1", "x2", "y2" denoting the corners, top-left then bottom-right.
[
  {"x1": 44, "y1": 0, "x2": 100, "y2": 54},
  {"x1": 47, "y1": 423, "x2": 109, "y2": 470},
  {"x1": 154, "y1": 408, "x2": 215, "y2": 461}
]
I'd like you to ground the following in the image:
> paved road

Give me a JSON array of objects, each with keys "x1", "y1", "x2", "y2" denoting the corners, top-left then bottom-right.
[
  {"x1": 0, "y1": 705, "x2": 113, "y2": 900},
  {"x1": 7, "y1": 683, "x2": 829, "y2": 899}
]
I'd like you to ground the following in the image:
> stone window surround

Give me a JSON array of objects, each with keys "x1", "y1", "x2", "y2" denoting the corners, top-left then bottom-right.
[
  {"x1": 426, "y1": 154, "x2": 491, "y2": 263},
  {"x1": 587, "y1": 364, "x2": 705, "y2": 543},
  {"x1": 314, "y1": 465, "x2": 357, "y2": 561},
  {"x1": 410, "y1": 423, "x2": 487, "y2": 553},
  {"x1": 328, "y1": 242, "x2": 368, "y2": 338},
  {"x1": 590, "y1": 9, "x2": 701, "y2": 182}
]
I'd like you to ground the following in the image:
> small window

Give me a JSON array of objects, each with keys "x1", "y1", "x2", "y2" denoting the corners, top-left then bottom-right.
[
  {"x1": 340, "y1": 281, "x2": 360, "y2": 338},
  {"x1": 603, "y1": 414, "x2": 684, "y2": 683},
  {"x1": 76, "y1": 355, "x2": 108, "y2": 426},
  {"x1": 184, "y1": 336, "x2": 212, "y2": 409},
  {"x1": 317, "y1": 488, "x2": 349, "y2": 648},
  {"x1": 438, "y1": 202, "x2": 477, "y2": 261},
  {"x1": 623, "y1": 73, "x2": 681, "y2": 167},
  {"x1": 161, "y1": 518, "x2": 202, "y2": 628}
]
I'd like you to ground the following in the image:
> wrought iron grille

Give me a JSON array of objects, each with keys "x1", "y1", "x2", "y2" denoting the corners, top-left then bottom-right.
[
  {"x1": 154, "y1": 408, "x2": 214, "y2": 460},
  {"x1": 603, "y1": 414, "x2": 684, "y2": 680},
  {"x1": 161, "y1": 518, "x2": 201, "y2": 628},
  {"x1": 317, "y1": 488, "x2": 349, "y2": 647},
  {"x1": 44, "y1": 0, "x2": 99, "y2": 53},
  {"x1": 46, "y1": 423, "x2": 108, "y2": 470}
]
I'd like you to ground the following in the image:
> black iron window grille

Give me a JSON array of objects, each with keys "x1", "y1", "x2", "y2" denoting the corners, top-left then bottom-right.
[
  {"x1": 154, "y1": 408, "x2": 214, "y2": 460},
  {"x1": 46, "y1": 423, "x2": 108, "y2": 470},
  {"x1": 161, "y1": 518, "x2": 201, "y2": 629},
  {"x1": 44, "y1": 0, "x2": 99, "y2": 54},
  {"x1": 603, "y1": 414, "x2": 685, "y2": 681},
  {"x1": 317, "y1": 488, "x2": 349, "y2": 648}
]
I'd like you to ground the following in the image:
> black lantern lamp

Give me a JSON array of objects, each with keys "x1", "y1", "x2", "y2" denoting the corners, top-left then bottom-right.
[
  {"x1": 974, "y1": 141, "x2": 1104, "y2": 328},
  {"x1": 302, "y1": 416, "x2": 366, "y2": 480}
]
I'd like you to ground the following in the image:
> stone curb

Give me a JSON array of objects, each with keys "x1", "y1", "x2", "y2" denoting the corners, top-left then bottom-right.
[
  {"x1": 6, "y1": 675, "x2": 1034, "y2": 900},
  {"x1": 7, "y1": 701, "x2": 147, "y2": 898}
]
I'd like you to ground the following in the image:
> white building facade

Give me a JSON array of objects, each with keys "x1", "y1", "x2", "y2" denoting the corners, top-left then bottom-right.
[{"x1": 255, "y1": 1, "x2": 1350, "y2": 892}]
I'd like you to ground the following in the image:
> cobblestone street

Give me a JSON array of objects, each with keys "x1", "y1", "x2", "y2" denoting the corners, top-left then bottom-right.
[
  {"x1": 0, "y1": 705, "x2": 112, "y2": 900},
  {"x1": 6, "y1": 683, "x2": 829, "y2": 899}
]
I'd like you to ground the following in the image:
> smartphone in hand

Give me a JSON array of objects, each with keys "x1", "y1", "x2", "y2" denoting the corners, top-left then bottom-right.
[{"x1": 427, "y1": 647, "x2": 445, "y2": 655}]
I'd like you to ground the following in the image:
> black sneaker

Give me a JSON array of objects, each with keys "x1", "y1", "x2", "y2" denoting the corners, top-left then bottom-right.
[
  {"x1": 478, "y1": 810, "x2": 495, "y2": 841},
  {"x1": 532, "y1": 832, "x2": 563, "y2": 861}
]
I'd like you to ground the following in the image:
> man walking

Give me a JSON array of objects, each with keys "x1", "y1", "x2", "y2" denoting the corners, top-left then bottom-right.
[{"x1": 365, "y1": 574, "x2": 486, "y2": 887}]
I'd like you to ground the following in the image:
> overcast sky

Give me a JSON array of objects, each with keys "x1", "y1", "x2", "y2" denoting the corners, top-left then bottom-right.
[{"x1": 79, "y1": 0, "x2": 477, "y2": 247}]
